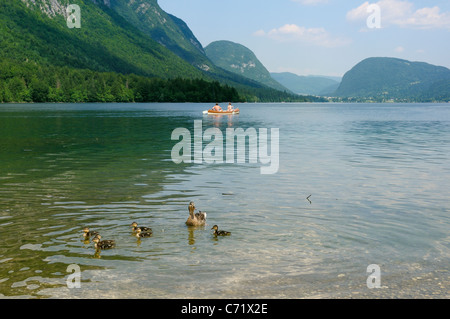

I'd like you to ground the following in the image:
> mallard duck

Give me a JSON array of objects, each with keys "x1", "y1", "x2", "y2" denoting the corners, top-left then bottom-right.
[
  {"x1": 185, "y1": 201, "x2": 207, "y2": 226},
  {"x1": 83, "y1": 227, "x2": 99, "y2": 239},
  {"x1": 135, "y1": 228, "x2": 153, "y2": 238},
  {"x1": 130, "y1": 222, "x2": 152, "y2": 233},
  {"x1": 211, "y1": 225, "x2": 231, "y2": 236},
  {"x1": 92, "y1": 235, "x2": 116, "y2": 250}
]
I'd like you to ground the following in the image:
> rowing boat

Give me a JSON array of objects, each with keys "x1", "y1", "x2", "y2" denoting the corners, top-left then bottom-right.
[{"x1": 203, "y1": 108, "x2": 240, "y2": 115}]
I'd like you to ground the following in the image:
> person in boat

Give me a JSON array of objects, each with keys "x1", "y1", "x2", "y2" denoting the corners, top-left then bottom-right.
[
  {"x1": 227, "y1": 103, "x2": 235, "y2": 112},
  {"x1": 211, "y1": 103, "x2": 223, "y2": 112}
]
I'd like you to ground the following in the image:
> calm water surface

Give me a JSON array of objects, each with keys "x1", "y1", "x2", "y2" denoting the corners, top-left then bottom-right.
[{"x1": 0, "y1": 103, "x2": 449, "y2": 298}]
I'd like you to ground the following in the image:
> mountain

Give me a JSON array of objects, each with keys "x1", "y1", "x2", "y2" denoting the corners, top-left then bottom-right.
[
  {"x1": 271, "y1": 72, "x2": 341, "y2": 96},
  {"x1": 104, "y1": 0, "x2": 212, "y2": 70},
  {"x1": 1, "y1": 0, "x2": 202, "y2": 79},
  {"x1": 103, "y1": 1, "x2": 263, "y2": 86},
  {"x1": 2, "y1": 0, "x2": 277, "y2": 85},
  {"x1": 205, "y1": 40, "x2": 290, "y2": 92},
  {"x1": 335, "y1": 57, "x2": 450, "y2": 101},
  {"x1": 0, "y1": 0, "x2": 318, "y2": 103}
]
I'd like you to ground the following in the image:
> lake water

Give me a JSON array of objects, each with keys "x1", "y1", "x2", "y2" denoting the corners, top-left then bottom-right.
[{"x1": 0, "y1": 103, "x2": 449, "y2": 299}]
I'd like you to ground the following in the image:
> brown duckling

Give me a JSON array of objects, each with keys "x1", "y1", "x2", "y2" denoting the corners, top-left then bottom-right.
[
  {"x1": 135, "y1": 228, "x2": 153, "y2": 238},
  {"x1": 186, "y1": 201, "x2": 207, "y2": 226},
  {"x1": 130, "y1": 222, "x2": 152, "y2": 233},
  {"x1": 211, "y1": 225, "x2": 231, "y2": 236},
  {"x1": 92, "y1": 235, "x2": 116, "y2": 250},
  {"x1": 83, "y1": 227, "x2": 99, "y2": 239}
]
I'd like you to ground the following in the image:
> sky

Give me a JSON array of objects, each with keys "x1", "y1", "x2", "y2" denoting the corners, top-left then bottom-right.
[{"x1": 158, "y1": 0, "x2": 450, "y2": 77}]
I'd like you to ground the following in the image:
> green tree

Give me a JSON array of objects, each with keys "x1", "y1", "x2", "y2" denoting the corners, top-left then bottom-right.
[
  {"x1": 30, "y1": 77, "x2": 49, "y2": 102},
  {"x1": 7, "y1": 77, "x2": 30, "y2": 102}
]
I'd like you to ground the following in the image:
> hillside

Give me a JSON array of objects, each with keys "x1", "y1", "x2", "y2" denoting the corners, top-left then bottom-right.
[
  {"x1": 205, "y1": 40, "x2": 290, "y2": 92},
  {"x1": 0, "y1": 0, "x2": 313, "y2": 103},
  {"x1": 271, "y1": 72, "x2": 341, "y2": 96},
  {"x1": 1, "y1": 0, "x2": 201, "y2": 78},
  {"x1": 104, "y1": 0, "x2": 275, "y2": 90},
  {"x1": 335, "y1": 57, "x2": 450, "y2": 101},
  {"x1": 105, "y1": 0, "x2": 211, "y2": 70}
]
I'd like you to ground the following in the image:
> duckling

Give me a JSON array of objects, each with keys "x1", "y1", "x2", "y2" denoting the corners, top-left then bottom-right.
[
  {"x1": 130, "y1": 222, "x2": 152, "y2": 233},
  {"x1": 211, "y1": 225, "x2": 231, "y2": 236},
  {"x1": 186, "y1": 201, "x2": 207, "y2": 226},
  {"x1": 82, "y1": 227, "x2": 99, "y2": 239},
  {"x1": 135, "y1": 228, "x2": 153, "y2": 238},
  {"x1": 92, "y1": 235, "x2": 116, "y2": 250}
]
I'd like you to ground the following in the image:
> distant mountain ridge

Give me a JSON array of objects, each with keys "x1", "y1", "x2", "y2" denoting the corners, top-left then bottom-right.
[
  {"x1": 205, "y1": 40, "x2": 290, "y2": 92},
  {"x1": 271, "y1": 72, "x2": 341, "y2": 96},
  {"x1": 335, "y1": 57, "x2": 450, "y2": 101}
]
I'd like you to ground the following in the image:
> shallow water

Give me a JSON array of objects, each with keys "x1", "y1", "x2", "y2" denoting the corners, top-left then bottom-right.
[{"x1": 0, "y1": 103, "x2": 449, "y2": 298}]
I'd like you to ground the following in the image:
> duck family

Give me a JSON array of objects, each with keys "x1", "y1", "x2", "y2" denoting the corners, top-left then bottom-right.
[
  {"x1": 185, "y1": 201, "x2": 207, "y2": 226},
  {"x1": 83, "y1": 201, "x2": 230, "y2": 251}
]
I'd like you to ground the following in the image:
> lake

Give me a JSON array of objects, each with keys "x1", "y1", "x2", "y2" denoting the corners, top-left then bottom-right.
[{"x1": 0, "y1": 102, "x2": 449, "y2": 298}]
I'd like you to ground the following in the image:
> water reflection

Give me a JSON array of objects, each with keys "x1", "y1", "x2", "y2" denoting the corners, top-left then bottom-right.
[
  {"x1": 207, "y1": 114, "x2": 238, "y2": 128},
  {"x1": 0, "y1": 105, "x2": 198, "y2": 297},
  {"x1": 0, "y1": 103, "x2": 449, "y2": 298},
  {"x1": 345, "y1": 120, "x2": 450, "y2": 166},
  {"x1": 187, "y1": 226, "x2": 206, "y2": 246}
]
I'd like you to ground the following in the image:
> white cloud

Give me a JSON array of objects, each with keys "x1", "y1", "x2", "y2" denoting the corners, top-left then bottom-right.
[
  {"x1": 254, "y1": 24, "x2": 351, "y2": 48},
  {"x1": 394, "y1": 46, "x2": 405, "y2": 53},
  {"x1": 402, "y1": 6, "x2": 450, "y2": 29},
  {"x1": 347, "y1": 0, "x2": 450, "y2": 30},
  {"x1": 253, "y1": 29, "x2": 266, "y2": 37}
]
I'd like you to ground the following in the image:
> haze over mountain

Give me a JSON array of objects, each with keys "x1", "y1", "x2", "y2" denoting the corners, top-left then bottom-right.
[
  {"x1": 205, "y1": 40, "x2": 290, "y2": 92},
  {"x1": 335, "y1": 57, "x2": 450, "y2": 101},
  {"x1": 271, "y1": 73, "x2": 341, "y2": 96}
]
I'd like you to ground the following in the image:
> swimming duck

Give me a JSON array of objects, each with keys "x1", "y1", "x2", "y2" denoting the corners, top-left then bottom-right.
[
  {"x1": 130, "y1": 222, "x2": 152, "y2": 233},
  {"x1": 211, "y1": 225, "x2": 231, "y2": 236},
  {"x1": 92, "y1": 235, "x2": 116, "y2": 250},
  {"x1": 185, "y1": 201, "x2": 207, "y2": 226},
  {"x1": 83, "y1": 227, "x2": 99, "y2": 239},
  {"x1": 135, "y1": 228, "x2": 153, "y2": 238}
]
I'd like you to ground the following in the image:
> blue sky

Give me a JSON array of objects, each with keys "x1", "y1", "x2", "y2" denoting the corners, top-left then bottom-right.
[{"x1": 158, "y1": 0, "x2": 450, "y2": 77}]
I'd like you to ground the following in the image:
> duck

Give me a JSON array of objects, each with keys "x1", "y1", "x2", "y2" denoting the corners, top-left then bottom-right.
[
  {"x1": 211, "y1": 225, "x2": 231, "y2": 236},
  {"x1": 135, "y1": 228, "x2": 153, "y2": 238},
  {"x1": 185, "y1": 201, "x2": 207, "y2": 226},
  {"x1": 82, "y1": 227, "x2": 99, "y2": 239},
  {"x1": 130, "y1": 222, "x2": 152, "y2": 233},
  {"x1": 92, "y1": 235, "x2": 116, "y2": 250}
]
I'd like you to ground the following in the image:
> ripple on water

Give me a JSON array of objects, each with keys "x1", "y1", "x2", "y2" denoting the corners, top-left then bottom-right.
[{"x1": 1, "y1": 103, "x2": 449, "y2": 298}]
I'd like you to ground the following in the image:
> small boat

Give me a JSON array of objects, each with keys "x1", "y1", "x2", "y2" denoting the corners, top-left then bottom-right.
[{"x1": 203, "y1": 108, "x2": 240, "y2": 115}]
